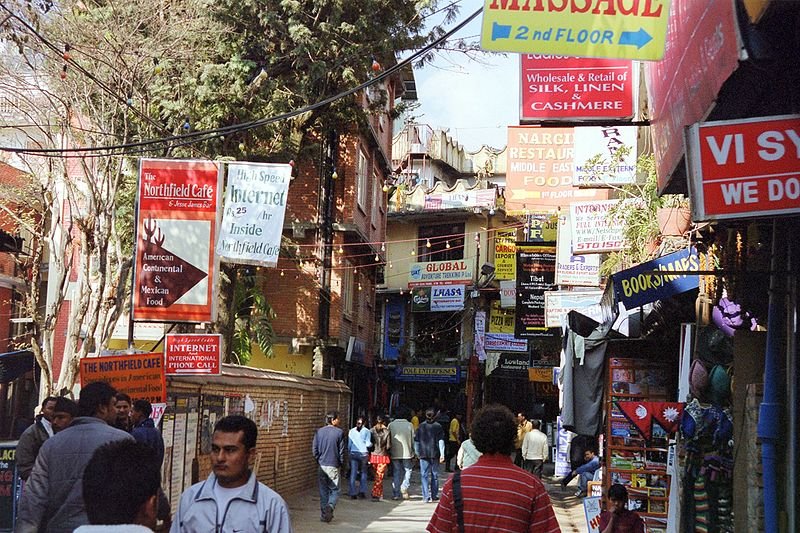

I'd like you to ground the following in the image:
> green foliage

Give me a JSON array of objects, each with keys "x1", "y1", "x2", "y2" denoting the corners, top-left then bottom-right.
[{"x1": 230, "y1": 268, "x2": 277, "y2": 366}]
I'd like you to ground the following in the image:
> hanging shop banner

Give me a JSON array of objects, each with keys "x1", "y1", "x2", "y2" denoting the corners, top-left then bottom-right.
[
  {"x1": 500, "y1": 280, "x2": 516, "y2": 308},
  {"x1": 528, "y1": 366, "x2": 555, "y2": 383},
  {"x1": 556, "y1": 212, "x2": 600, "y2": 286},
  {"x1": 345, "y1": 336, "x2": 372, "y2": 367},
  {"x1": 489, "y1": 300, "x2": 515, "y2": 333},
  {"x1": 584, "y1": 497, "x2": 603, "y2": 533},
  {"x1": 411, "y1": 285, "x2": 465, "y2": 312},
  {"x1": 164, "y1": 334, "x2": 221, "y2": 375},
  {"x1": 515, "y1": 243, "x2": 558, "y2": 338},
  {"x1": 424, "y1": 188, "x2": 496, "y2": 210},
  {"x1": 545, "y1": 290, "x2": 605, "y2": 328},
  {"x1": 384, "y1": 297, "x2": 406, "y2": 361},
  {"x1": 685, "y1": 114, "x2": 800, "y2": 221},
  {"x1": 573, "y1": 126, "x2": 638, "y2": 187},
  {"x1": 569, "y1": 200, "x2": 624, "y2": 254},
  {"x1": 526, "y1": 213, "x2": 559, "y2": 242},
  {"x1": 80, "y1": 353, "x2": 166, "y2": 403},
  {"x1": 494, "y1": 229, "x2": 517, "y2": 280},
  {"x1": 555, "y1": 416, "x2": 572, "y2": 477},
  {"x1": 474, "y1": 310, "x2": 487, "y2": 361},
  {"x1": 408, "y1": 259, "x2": 473, "y2": 287},
  {"x1": 480, "y1": 0, "x2": 670, "y2": 60},
  {"x1": 485, "y1": 333, "x2": 528, "y2": 353},
  {"x1": 645, "y1": 0, "x2": 739, "y2": 192},
  {"x1": 497, "y1": 354, "x2": 530, "y2": 374},
  {"x1": 520, "y1": 55, "x2": 635, "y2": 121},
  {"x1": 133, "y1": 159, "x2": 222, "y2": 323},
  {"x1": 612, "y1": 247, "x2": 699, "y2": 309},
  {"x1": 505, "y1": 126, "x2": 609, "y2": 213},
  {"x1": 216, "y1": 162, "x2": 291, "y2": 267},
  {"x1": 394, "y1": 365, "x2": 460, "y2": 384},
  {"x1": 0, "y1": 443, "x2": 19, "y2": 531}
]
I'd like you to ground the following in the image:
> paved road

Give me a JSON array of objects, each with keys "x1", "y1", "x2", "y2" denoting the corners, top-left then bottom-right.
[{"x1": 287, "y1": 465, "x2": 587, "y2": 532}]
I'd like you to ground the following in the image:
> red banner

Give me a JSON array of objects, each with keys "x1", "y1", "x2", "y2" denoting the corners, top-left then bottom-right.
[
  {"x1": 165, "y1": 334, "x2": 222, "y2": 375},
  {"x1": 132, "y1": 159, "x2": 222, "y2": 322},
  {"x1": 520, "y1": 55, "x2": 635, "y2": 121},
  {"x1": 646, "y1": 0, "x2": 739, "y2": 192},
  {"x1": 686, "y1": 114, "x2": 800, "y2": 221}
]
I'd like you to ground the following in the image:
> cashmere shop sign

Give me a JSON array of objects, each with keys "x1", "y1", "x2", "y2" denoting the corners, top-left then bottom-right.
[
  {"x1": 133, "y1": 159, "x2": 222, "y2": 323},
  {"x1": 569, "y1": 200, "x2": 624, "y2": 254},
  {"x1": 408, "y1": 259, "x2": 473, "y2": 287},
  {"x1": 164, "y1": 334, "x2": 221, "y2": 375},
  {"x1": 216, "y1": 162, "x2": 291, "y2": 266}
]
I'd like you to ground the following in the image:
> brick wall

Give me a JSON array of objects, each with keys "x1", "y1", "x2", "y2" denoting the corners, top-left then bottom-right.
[{"x1": 165, "y1": 365, "x2": 351, "y2": 508}]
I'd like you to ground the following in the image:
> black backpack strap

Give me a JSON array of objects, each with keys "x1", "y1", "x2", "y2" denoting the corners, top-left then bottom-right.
[{"x1": 453, "y1": 468, "x2": 465, "y2": 533}]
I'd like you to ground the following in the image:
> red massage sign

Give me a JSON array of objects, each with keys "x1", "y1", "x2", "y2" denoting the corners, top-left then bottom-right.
[
  {"x1": 164, "y1": 333, "x2": 222, "y2": 375},
  {"x1": 686, "y1": 115, "x2": 800, "y2": 221}
]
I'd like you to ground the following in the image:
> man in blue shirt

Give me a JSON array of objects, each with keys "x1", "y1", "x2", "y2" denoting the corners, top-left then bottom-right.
[
  {"x1": 347, "y1": 417, "x2": 371, "y2": 499},
  {"x1": 312, "y1": 411, "x2": 345, "y2": 523},
  {"x1": 573, "y1": 448, "x2": 600, "y2": 497},
  {"x1": 414, "y1": 408, "x2": 445, "y2": 503}
]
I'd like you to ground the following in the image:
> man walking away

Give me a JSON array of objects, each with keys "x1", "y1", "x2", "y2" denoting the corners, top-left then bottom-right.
[
  {"x1": 171, "y1": 415, "x2": 292, "y2": 532},
  {"x1": 445, "y1": 413, "x2": 461, "y2": 473},
  {"x1": 313, "y1": 411, "x2": 345, "y2": 523},
  {"x1": 388, "y1": 407, "x2": 415, "y2": 500},
  {"x1": 76, "y1": 440, "x2": 162, "y2": 532},
  {"x1": 427, "y1": 404, "x2": 561, "y2": 533},
  {"x1": 522, "y1": 419, "x2": 549, "y2": 478},
  {"x1": 414, "y1": 408, "x2": 445, "y2": 503},
  {"x1": 16, "y1": 381, "x2": 133, "y2": 533},
  {"x1": 347, "y1": 417, "x2": 371, "y2": 499},
  {"x1": 514, "y1": 411, "x2": 533, "y2": 467},
  {"x1": 16, "y1": 396, "x2": 57, "y2": 481},
  {"x1": 131, "y1": 399, "x2": 165, "y2": 466}
]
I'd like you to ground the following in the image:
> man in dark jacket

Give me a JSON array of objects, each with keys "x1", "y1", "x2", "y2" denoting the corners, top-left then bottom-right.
[
  {"x1": 312, "y1": 411, "x2": 345, "y2": 523},
  {"x1": 16, "y1": 396, "x2": 57, "y2": 481},
  {"x1": 16, "y1": 381, "x2": 133, "y2": 533},
  {"x1": 414, "y1": 408, "x2": 445, "y2": 503},
  {"x1": 131, "y1": 399, "x2": 165, "y2": 466}
]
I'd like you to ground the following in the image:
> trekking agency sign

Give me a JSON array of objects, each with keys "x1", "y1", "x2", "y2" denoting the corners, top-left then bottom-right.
[
  {"x1": 133, "y1": 159, "x2": 222, "y2": 323},
  {"x1": 216, "y1": 162, "x2": 291, "y2": 266},
  {"x1": 164, "y1": 334, "x2": 222, "y2": 375},
  {"x1": 480, "y1": 0, "x2": 670, "y2": 60},
  {"x1": 685, "y1": 114, "x2": 800, "y2": 221}
]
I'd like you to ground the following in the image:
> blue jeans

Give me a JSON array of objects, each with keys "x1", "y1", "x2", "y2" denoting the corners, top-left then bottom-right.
[
  {"x1": 420, "y1": 459, "x2": 439, "y2": 501},
  {"x1": 318, "y1": 465, "x2": 340, "y2": 515},
  {"x1": 392, "y1": 458, "x2": 413, "y2": 498},
  {"x1": 579, "y1": 470, "x2": 594, "y2": 492},
  {"x1": 349, "y1": 452, "x2": 368, "y2": 496}
]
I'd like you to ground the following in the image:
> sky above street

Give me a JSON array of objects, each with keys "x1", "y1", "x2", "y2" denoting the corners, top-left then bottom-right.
[{"x1": 411, "y1": 0, "x2": 519, "y2": 153}]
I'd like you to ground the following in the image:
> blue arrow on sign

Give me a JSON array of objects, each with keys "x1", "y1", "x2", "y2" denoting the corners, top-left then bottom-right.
[{"x1": 618, "y1": 28, "x2": 653, "y2": 49}]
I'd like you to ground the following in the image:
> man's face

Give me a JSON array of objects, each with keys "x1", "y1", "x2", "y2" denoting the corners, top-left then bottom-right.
[
  {"x1": 131, "y1": 408, "x2": 145, "y2": 425},
  {"x1": 41, "y1": 400, "x2": 57, "y2": 422},
  {"x1": 355, "y1": 418, "x2": 364, "y2": 430},
  {"x1": 116, "y1": 400, "x2": 131, "y2": 421},
  {"x1": 52, "y1": 411, "x2": 74, "y2": 433},
  {"x1": 517, "y1": 413, "x2": 525, "y2": 424},
  {"x1": 331, "y1": 416, "x2": 340, "y2": 427},
  {"x1": 97, "y1": 397, "x2": 118, "y2": 424},
  {"x1": 211, "y1": 430, "x2": 252, "y2": 488},
  {"x1": 609, "y1": 497, "x2": 627, "y2": 514},
  {"x1": 584, "y1": 450, "x2": 595, "y2": 462}
]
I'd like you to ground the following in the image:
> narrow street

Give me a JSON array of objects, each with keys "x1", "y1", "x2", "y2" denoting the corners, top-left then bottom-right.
[{"x1": 288, "y1": 466, "x2": 586, "y2": 532}]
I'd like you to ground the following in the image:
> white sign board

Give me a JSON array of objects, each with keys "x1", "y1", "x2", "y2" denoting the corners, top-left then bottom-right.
[
  {"x1": 151, "y1": 402, "x2": 167, "y2": 428},
  {"x1": 556, "y1": 213, "x2": 600, "y2": 286},
  {"x1": 500, "y1": 280, "x2": 516, "y2": 308},
  {"x1": 485, "y1": 333, "x2": 528, "y2": 352},
  {"x1": 569, "y1": 200, "x2": 624, "y2": 254},
  {"x1": 545, "y1": 290, "x2": 605, "y2": 328},
  {"x1": 216, "y1": 162, "x2": 292, "y2": 266},
  {"x1": 573, "y1": 126, "x2": 638, "y2": 187},
  {"x1": 430, "y1": 285, "x2": 465, "y2": 311}
]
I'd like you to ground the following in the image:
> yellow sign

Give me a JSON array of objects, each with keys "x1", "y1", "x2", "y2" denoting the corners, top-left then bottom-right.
[
  {"x1": 480, "y1": 0, "x2": 671, "y2": 60},
  {"x1": 494, "y1": 229, "x2": 517, "y2": 280},
  {"x1": 489, "y1": 301, "x2": 516, "y2": 333},
  {"x1": 528, "y1": 367, "x2": 554, "y2": 383}
]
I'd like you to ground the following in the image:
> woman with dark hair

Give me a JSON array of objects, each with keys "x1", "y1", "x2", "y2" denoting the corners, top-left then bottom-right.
[{"x1": 369, "y1": 414, "x2": 392, "y2": 501}]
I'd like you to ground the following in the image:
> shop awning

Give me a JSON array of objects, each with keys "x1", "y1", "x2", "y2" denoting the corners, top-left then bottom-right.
[{"x1": 0, "y1": 350, "x2": 36, "y2": 383}]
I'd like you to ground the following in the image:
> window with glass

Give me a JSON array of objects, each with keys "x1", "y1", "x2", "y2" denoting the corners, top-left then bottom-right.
[{"x1": 417, "y1": 223, "x2": 465, "y2": 262}]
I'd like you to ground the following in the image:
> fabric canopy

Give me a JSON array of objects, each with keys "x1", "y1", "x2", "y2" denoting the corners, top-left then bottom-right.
[{"x1": 0, "y1": 350, "x2": 36, "y2": 383}]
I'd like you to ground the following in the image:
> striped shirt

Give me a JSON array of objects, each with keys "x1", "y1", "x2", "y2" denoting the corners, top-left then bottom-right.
[{"x1": 427, "y1": 454, "x2": 561, "y2": 533}]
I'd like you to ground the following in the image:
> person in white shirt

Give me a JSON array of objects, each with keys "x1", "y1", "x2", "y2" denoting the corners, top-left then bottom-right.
[
  {"x1": 388, "y1": 408, "x2": 415, "y2": 500},
  {"x1": 521, "y1": 419, "x2": 549, "y2": 478}
]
